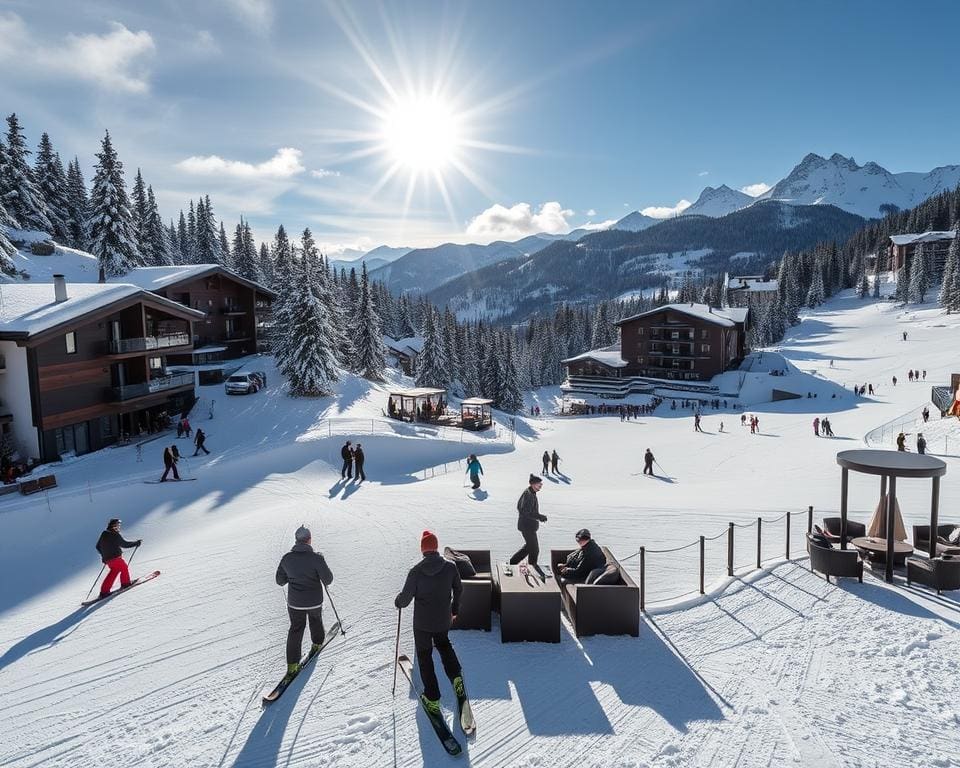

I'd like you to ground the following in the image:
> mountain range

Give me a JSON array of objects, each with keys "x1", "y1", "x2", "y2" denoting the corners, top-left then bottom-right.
[{"x1": 328, "y1": 245, "x2": 411, "y2": 274}]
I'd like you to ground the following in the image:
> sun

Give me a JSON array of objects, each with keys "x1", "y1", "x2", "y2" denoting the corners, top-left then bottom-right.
[{"x1": 382, "y1": 96, "x2": 461, "y2": 172}]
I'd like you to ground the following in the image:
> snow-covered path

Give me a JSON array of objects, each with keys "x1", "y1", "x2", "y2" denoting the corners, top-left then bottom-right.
[{"x1": 2, "y1": 291, "x2": 960, "y2": 768}]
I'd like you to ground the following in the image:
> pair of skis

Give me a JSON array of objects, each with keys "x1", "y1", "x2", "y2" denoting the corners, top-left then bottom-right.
[
  {"x1": 261, "y1": 621, "x2": 341, "y2": 704},
  {"x1": 397, "y1": 654, "x2": 474, "y2": 757},
  {"x1": 80, "y1": 570, "x2": 161, "y2": 606}
]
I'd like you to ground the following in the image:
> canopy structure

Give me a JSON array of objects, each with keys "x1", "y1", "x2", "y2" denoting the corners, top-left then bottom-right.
[
  {"x1": 387, "y1": 388, "x2": 447, "y2": 422},
  {"x1": 836, "y1": 449, "x2": 947, "y2": 582},
  {"x1": 461, "y1": 398, "x2": 493, "y2": 431}
]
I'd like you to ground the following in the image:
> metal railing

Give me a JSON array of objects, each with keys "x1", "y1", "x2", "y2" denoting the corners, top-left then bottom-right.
[
  {"x1": 110, "y1": 372, "x2": 194, "y2": 401},
  {"x1": 108, "y1": 333, "x2": 190, "y2": 354}
]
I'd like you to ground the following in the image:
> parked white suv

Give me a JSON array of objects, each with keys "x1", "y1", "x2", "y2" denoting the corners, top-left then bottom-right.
[{"x1": 224, "y1": 371, "x2": 265, "y2": 395}]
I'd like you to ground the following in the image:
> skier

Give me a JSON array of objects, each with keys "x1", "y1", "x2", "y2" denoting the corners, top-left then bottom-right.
[
  {"x1": 694, "y1": 414, "x2": 704, "y2": 433},
  {"x1": 923, "y1": 370, "x2": 927, "y2": 380},
  {"x1": 182, "y1": 417, "x2": 192, "y2": 438},
  {"x1": 643, "y1": 449, "x2": 655, "y2": 475},
  {"x1": 719, "y1": 421, "x2": 724, "y2": 433},
  {"x1": 193, "y1": 428, "x2": 210, "y2": 456},
  {"x1": 908, "y1": 370, "x2": 914, "y2": 383},
  {"x1": 340, "y1": 441, "x2": 354, "y2": 479},
  {"x1": 556, "y1": 529, "x2": 606, "y2": 584},
  {"x1": 868, "y1": 384, "x2": 874, "y2": 395},
  {"x1": 394, "y1": 530, "x2": 465, "y2": 718},
  {"x1": 822, "y1": 417, "x2": 834, "y2": 437},
  {"x1": 509, "y1": 474, "x2": 547, "y2": 566},
  {"x1": 813, "y1": 417, "x2": 820, "y2": 437},
  {"x1": 160, "y1": 445, "x2": 180, "y2": 481},
  {"x1": 896, "y1": 432, "x2": 907, "y2": 451},
  {"x1": 275, "y1": 525, "x2": 334, "y2": 681},
  {"x1": 465, "y1": 454, "x2": 483, "y2": 490},
  {"x1": 892, "y1": 376, "x2": 897, "y2": 387},
  {"x1": 354, "y1": 443, "x2": 366, "y2": 482},
  {"x1": 550, "y1": 450, "x2": 560, "y2": 475},
  {"x1": 917, "y1": 433, "x2": 927, "y2": 455},
  {"x1": 903, "y1": 331, "x2": 908, "y2": 341},
  {"x1": 176, "y1": 419, "x2": 184, "y2": 439},
  {"x1": 542, "y1": 450, "x2": 550, "y2": 476},
  {"x1": 740, "y1": 413, "x2": 746, "y2": 427},
  {"x1": 923, "y1": 407, "x2": 930, "y2": 423},
  {"x1": 95, "y1": 518, "x2": 141, "y2": 598}
]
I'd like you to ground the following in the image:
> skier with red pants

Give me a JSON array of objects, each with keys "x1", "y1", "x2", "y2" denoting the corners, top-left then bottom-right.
[{"x1": 95, "y1": 518, "x2": 141, "y2": 598}]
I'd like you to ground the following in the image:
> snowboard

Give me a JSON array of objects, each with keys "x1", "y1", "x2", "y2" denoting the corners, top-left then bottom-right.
[
  {"x1": 262, "y1": 621, "x2": 341, "y2": 704},
  {"x1": 397, "y1": 654, "x2": 462, "y2": 756},
  {"x1": 81, "y1": 570, "x2": 160, "y2": 606},
  {"x1": 143, "y1": 478, "x2": 197, "y2": 484}
]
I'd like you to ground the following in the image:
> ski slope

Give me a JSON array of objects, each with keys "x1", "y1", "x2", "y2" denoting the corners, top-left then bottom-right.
[{"x1": 1, "y1": 290, "x2": 960, "y2": 767}]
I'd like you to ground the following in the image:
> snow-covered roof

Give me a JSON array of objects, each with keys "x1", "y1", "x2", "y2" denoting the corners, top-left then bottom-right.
[
  {"x1": 0, "y1": 283, "x2": 202, "y2": 337},
  {"x1": 388, "y1": 387, "x2": 446, "y2": 397},
  {"x1": 461, "y1": 397, "x2": 493, "y2": 405},
  {"x1": 109, "y1": 264, "x2": 275, "y2": 296},
  {"x1": 562, "y1": 344, "x2": 628, "y2": 368},
  {"x1": 889, "y1": 231, "x2": 956, "y2": 246},
  {"x1": 726, "y1": 275, "x2": 779, "y2": 292},
  {"x1": 616, "y1": 303, "x2": 748, "y2": 328},
  {"x1": 383, "y1": 335, "x2": 424, "y2": 355}
]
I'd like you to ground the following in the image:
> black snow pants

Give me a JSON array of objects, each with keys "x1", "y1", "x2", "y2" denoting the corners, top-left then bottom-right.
[
  {"x1": 414, "y1": 629, "x2": 461, "y2": 701},
  {"x1": 509, "y1": 529, "x2": 540, "y2": 566},
  {"x1": 287, "y1": 606, "x2": 325, "y2": 664}
]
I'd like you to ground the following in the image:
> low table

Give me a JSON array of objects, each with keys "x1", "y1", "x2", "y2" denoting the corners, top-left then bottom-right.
[
  {"x1": 850, "y1": 536, "x2": 914, "y2": 565},
  {"x1": 495, "y1": 563, "x2": 560, "y2": 643}
]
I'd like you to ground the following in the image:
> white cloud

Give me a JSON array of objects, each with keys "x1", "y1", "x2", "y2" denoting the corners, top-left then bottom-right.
[
  {"x1": 585, "y1": 208, "x2": 597, "y2": 217},
  {"x1": 311, "y1": 168, "x2": 341, "y2": 179},
  {"x1": 466, "y1": 201, "x2": 574, "y2": 241},
  {"x1": 740, "y1": 182, "x2": 771, "y2": 197},
  {"x1": 0, "y1": 15, "x2": 155, "y2": 93},
  {"x1": 641, "y1": 199, "x2": 692, "y2": 219},
  {"x1": 698, "y1": 170, "x2": 710, "y2": 177},
  {"x1": 176, "y1": 147, "x2": 305, "y2": 179},
  {"x1": 223, "y1": 0, "x2": 273, "y2": 30},
  {"x1": 580, "y1": 219, "x2": 617, "y2": 231}
]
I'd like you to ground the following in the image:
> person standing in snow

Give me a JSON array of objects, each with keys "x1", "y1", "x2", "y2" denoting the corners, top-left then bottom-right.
[
  {"x1": 275, "y1": 525, "x2": 334, "y2": 681},
  {"x1": 903, "y1": 331, "x2": 908, "y2": 341},
  {"x1": 394, "y1": 530, "x2": 465, "y2": 718},
  {"x1": 892, "y1": 376, "x2": 897, "y2": 387},
  {"x1": 340, "y1": 441, "x2": 354, "y2": 479},
  {"x1": 813, "y1": 417, "x2": 820, "y2": 437},
  {"x1": 896, "y1": 432, "x2": 907, "y2": 451},
  {"x1": 95, "y1": 518, "x2": 141, "y2": 598},
  {"x1": 193, "y1": 428, "x2": 210, "y2": 456},
  {"x1": 160, "y1": 445, "x2": 180, "y2": 481},
  {"x1": 509, "y1": 475, "x2": 547, "y2": 566},
  {"x1": 917, "y1": 433, "x2": 927, "y2": 455},
  {"x1": 694, "y1": 414, "x2": 704, "y2": 433},
  {"x1": 542, "y1": 450, "x2": 550, "y2": 476},
  {"x1": 923, "y1": 407, "x2": 930, "y2": 423},
  {"x1": 354, "y1": 443, "x2": 366, "y2": 482},
  {"x1": 643, "y1": 449, "x2": 655, "y2": 475},
  {"x1": 550, "y1": 450, "x2": 560, "y2": 475},
  {"x1": 182, "y1": 417, "x2": 192, "y2": 438},
  {"x1": 465, "y1": 454, "x2": 483, "y2": 489}
]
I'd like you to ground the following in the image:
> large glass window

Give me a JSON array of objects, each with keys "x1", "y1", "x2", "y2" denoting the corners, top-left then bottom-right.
[{"x1": 65, "y1": 331, "x2": 77, "y2": 354}]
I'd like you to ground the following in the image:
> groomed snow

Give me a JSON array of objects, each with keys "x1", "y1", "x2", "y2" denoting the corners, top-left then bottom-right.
[{"x1": 1, "y1": 289, "x2": 959, "y2": 767}]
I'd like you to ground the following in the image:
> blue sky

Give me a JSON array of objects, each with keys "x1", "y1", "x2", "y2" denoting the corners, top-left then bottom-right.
[{"x1": 1, "y1": 0, "x2": 958, "y2": 253}]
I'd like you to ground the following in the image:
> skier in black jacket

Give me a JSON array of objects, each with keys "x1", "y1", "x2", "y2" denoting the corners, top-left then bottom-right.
[
  {"x1": 509, "y1": 475, "x2": 547, "y2": 566},
  {"x1": 395, "y1": 530, "x2": 464, "y2": 716},
  {"x1": 275, "y1": 525, "x2": 334, "y2": 679},
  {"x1": 95, "y1": 518, "x2": 141, "y2": 598},
  {"x1": 643, "y1": 449, "x2": 655, "y2": 476},
  {"x1": 340, "y1": 441, "x2": 354, "y2": 479},
  {"x1": 353, "y1": 444, "x2": 366, "y2": 482},
  {"x1": 556, "y1": 529, "x2": 606, "y2": 584}
]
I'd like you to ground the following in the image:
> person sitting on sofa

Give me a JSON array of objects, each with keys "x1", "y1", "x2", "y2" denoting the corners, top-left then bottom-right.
[{"x1": 557, "y1": 529, "x2": 606, "y2": 584}]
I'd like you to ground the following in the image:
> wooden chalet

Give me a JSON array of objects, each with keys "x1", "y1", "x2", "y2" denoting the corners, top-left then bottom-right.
[{"x1": 887, "y1": 232, "x2": 955, "y2": 276}]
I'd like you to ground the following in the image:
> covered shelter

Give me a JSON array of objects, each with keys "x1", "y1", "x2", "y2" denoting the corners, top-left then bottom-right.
[
  {"x1": 460, "y1": 398, "x2": 493, "y2": 431},
  {"x1": 387, "y1": 387, "x2": 447, "y2": 422},
  {"x1": 836, "y1": 449, "x2": 947, "y2": 582}
]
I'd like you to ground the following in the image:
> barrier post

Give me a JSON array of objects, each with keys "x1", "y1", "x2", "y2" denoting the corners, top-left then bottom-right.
[
  {"x1": 639, "y1": 547, "x2": 645, "y2": 612},
  {"x1": 786, "y1": 511, "x2": 791, "y2": 559},
  {"x1": 727, "y1": 523, "x2": 734, "y2": 577},
  {"x1": 807, "y1": 505, "x2": 813, "y2": 534},
  {"x1": 699, "y1": 535, "x2": 705, "y2": 594},
  {"x1": 756, "y1": 517, "x2": 762, "y2": 569}
]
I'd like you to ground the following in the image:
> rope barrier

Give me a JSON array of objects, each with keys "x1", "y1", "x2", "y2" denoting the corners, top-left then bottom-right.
[{"x1": 644, "y1": 540, "x2": 702, "y2": 555}]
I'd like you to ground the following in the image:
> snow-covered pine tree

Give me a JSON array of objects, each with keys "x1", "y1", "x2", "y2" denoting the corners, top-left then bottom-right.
[
  {"x1": 270, "y1": 224, "x2": 292, "y2": 290},
  {"x1": 33, "y1": 133, "x2": 70, "y2": 242},
  {"x1": 185, "y1": 200, "x2": 197, "y2": 263},
  {"x1": 218, "y1": 222, "x2": 232, "y2": 269},
  {"x1": 194, "y1": 195, "x2": 221, "y2": 264},
  {"x1": 258, "y1": 242, "x2": 271, "y2": 285},
  {"x1": 939, "y1": 224, "x2": 960, "y2": 312},
  {"x1": 87, "y1": 131, "x2": 141, "y2": 277},
  {"x1": 442, "y1": 307, "x2": 460, "y2": 389},
  {"x1": 130, "y1": 169, "x2": 149, "y2": 257},
  {"x1": 175, "y1": 211, "x2": 189, "y2": 264},
  {"x1": 352, "y1": 262, "x2": 386, "y2": 381},
  {"x1": 805, "y1": 263, "x2": 825, "y2": 307},
  {"x1": 283, "y1": 234, "x2": 340, "y2": 396},
  {"x1": 498, "y1": 336, "x2": 524, "y2": 413},
  {"x1": 144, "y1": 186, "x2": 173, "y2": 265},
  {"x1": 908, "y1": 242, "x2": 929, "y2": 303},
  {"x1": 241, "y1": 219, "x2": 258, "y2": 280},
  {"x1": 0, "y1": 114, "x2": 52, "y2": 233},
  {"x1": 0, "y1": 194, "x2": 18, "y2": 270},
  {"x1": 416, "y1": 308, "x2": 448, "y2": 389},
  {"x1": 65, "y1": 158, "x2": 89, "y2": 249},
  {"x1": 856, "y1": 257, "x2": 869, "y2": 298}
]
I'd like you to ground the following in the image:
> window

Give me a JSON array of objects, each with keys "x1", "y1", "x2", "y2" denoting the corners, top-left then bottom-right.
[
  {"x1": 672, "y1": 359, "x2": 681, "y2": 368},
  {"x1": 671, "y1": 331, "x2": 679, "y2": 340},
  {"x1": 701, "y1": 329, "x2": 708, "y2": 339},
  {"x1": 701, "y1": 344, "x2": 711, "y2": 353},
  {"x1": 149, "y1": 357, "x2": 163, "y2": 372},
  {"x1": 65, "y1": 331, "x2": 77, "y2": 354},
  {"x1": 672, "y1": 346, "x2": 680, "y2": 354},
  {"x1": 100, "y1": 415, "x2": 114, "y2": 438},
  {"x1": 637, "y1": 328, "x2": 644, "y2": 336}
]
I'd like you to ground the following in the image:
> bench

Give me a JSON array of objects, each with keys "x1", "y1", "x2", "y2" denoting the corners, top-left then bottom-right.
[
  {"x1": 19, "y1": 474, "x2": 57, "y2": 496},
  {"x1": 448, "y1": 549, "x2": 493, "y2": 631},
  {"x1": 807, "y1": 535, "x2": 863, "y2": 583},
  {"x1": 550, "y1": 546, "x2": 640, "y2": 637}
]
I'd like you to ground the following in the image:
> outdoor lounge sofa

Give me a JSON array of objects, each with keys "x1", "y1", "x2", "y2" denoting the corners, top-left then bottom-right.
[
  {"x1": 807, "y1": 535, "x2": 863, "y2": 583},
  {"x1": 912, "y1": 524, "x2": 960, "y2": 556},
  {"x1": 550, "y1": 547, "x2": 639, "y2": 637},
  {"x1": 448, "y1": 549, "x2": 493, "y2": 631},
  {"x1": 906, "y1": 556, "x2": 960, "y2": 594},
  {"x1": 821, "y1": 516, "x2": 866, "y2": 543}
]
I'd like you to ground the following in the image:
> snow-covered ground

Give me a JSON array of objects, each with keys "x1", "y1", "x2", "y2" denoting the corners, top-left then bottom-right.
[{"x1": 2, "y1": 289, "x2": 960, "y2": 767}]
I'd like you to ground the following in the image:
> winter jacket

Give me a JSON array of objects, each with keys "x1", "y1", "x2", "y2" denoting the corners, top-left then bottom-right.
[
  {"x1": 542, "y1": 452, "x2": 550, "y2": 466},
  {"x1": 644, "y1": 451, "x2": 655, "y2": 466},
  {"x1": 194, "y1": 431, "x2": 205, "y2": 446},
  {"x1": 96, "y1": 529, "x2": 139, "y2": 563},
  {"x1": 354, "y1": 447, "x2": 365, "y2": 466},
  {"x1": 561, "y1": 539, "x2": 606, "y2": 582},
  {"x1": 466, "y1": 458, "x2": 483, "y2": 476},
  {"x1": 276, "y1": 543, "x2": 334, "y2": 610},
  {"x1": 394, "y1": 551, "x2": 462, "y2": 632},
  {"x1": 163, "y1": 447, "x2": 175, "y2": 467},
  {"x1": 917, "y1": 438, "x2": 927, "y2": 454},
  {"x1": 341, "y1": 445, "x2": 353, "y2": 462},
  {"x1": 517, "y1": 487, "x2": 546, "y2": 532}
]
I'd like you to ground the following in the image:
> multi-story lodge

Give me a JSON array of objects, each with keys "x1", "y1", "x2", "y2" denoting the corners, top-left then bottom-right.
[
  {"x1": 723, "y1": 274, "x2": 778, "y2": 307},
  {"x1": 0, "y1": 277, "x2": 205, "y2": 463},
  {"x1": 887, "y1": 231, "x2": 955, "y2": 276},
  {"x1": 563, "y1": 303, "x2": 749, "y2": 390}
]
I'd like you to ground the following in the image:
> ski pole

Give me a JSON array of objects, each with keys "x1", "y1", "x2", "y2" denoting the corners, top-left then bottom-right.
[
  {"x1": 655, "y1": 460, "x2": 669, "y2": 476},
  {"x1": 323, "y1": 582, "x2": 346, "y2": 635},
  {"x1": 83, "y1": 564, "x2": 106, "y2": 602},
  {"x1": 391, "y1": 608, "x2": 402, "y2": 697},
  {"x1": 127, "y1": 543, "x2": 141, "y2": 567}
]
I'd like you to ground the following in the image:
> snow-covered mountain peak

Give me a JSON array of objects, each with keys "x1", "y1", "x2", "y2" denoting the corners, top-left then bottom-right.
[{"x1": 681, "y1": 184, "x2": 753, "y2": 217}]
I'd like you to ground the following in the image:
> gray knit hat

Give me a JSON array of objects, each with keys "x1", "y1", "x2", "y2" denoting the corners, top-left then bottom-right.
[{"x1": 295, "y1": 525, "x2": 311, "y2": 542}]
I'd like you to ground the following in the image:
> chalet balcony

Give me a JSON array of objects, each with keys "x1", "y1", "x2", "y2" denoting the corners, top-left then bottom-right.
[
  {"x1": 224, "y1": 330, "x2": 252, "y2": 341},
  {"x1": 220, "y1": 305, "x2": 248, "y2": 316},
  {"x1": 110, "y1": 372, "x2": 194, "y2": 401},
  {"x1": 108, "y1": 333, "x2": 191, "y2": 354}
]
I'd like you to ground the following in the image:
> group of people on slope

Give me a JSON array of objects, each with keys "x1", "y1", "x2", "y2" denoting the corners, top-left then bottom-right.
[
  {"x1": 812, "y1": 417, "x2": 835, "y2": 437},
  {"x1": 159, "y1": 429, "x2": 209, "y2": 481},
  {"x1": 339, "y1": 441, "x2": 367, "y2": 482},
  {"x1": 897, "y1": 431, "x2": 927, "y2": 454},
  {"x1": 541, "y1": 450, "x2": 561, "y2": 476}
]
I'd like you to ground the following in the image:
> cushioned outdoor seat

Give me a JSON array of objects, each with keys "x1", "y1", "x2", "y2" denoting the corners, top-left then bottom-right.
[
  {"x1": 807, "y1": 535, "x2": 863, "y2": 583},
  {"x1": 907, "y1": 556, "x2": 960, "y2": 594},
  {"x1": 447, "y1": 549, "x2": 492, "y2": 631},
  {"x1": 821, "y1": 517, "x2": 866, "y2": 542},
  {"x1": 550, "y1": 547, "x2": 639, "y2": 637},
  {"x1": 912, "y1": 524, "x2": 960, "y2": 556}
]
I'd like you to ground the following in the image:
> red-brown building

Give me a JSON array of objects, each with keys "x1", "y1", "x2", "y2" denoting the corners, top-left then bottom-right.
[
  {"x1": 564, "y1": 303, "x2": 749, "y2": 385},
  {"x1": 0, "y1": 277, "x2": 205, "y2": 463},
  {"x1": 887, "y1": 231, "x2": 955, "y2": 275}
]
